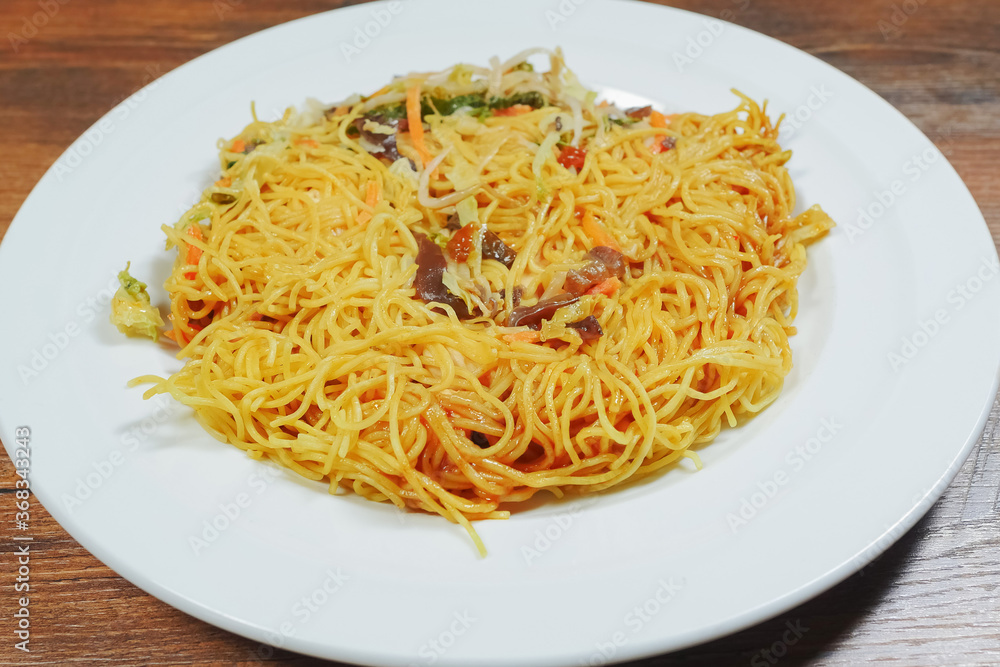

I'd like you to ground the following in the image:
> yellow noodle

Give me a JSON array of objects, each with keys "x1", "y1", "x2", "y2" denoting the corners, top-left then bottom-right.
[{"x1": 132, "y1": 51, "x2": 833, "y2": 555}]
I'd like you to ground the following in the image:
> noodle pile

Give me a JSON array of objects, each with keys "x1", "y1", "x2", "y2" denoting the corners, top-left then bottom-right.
[{"x1": 133, "y1": 49, "x2": 833, "y2": 553}]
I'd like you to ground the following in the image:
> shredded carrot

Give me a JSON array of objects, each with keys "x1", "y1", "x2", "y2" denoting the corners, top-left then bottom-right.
[
  {"x1": 214, "y1": 177, "x2": 231, "y2": 188},
  {"x1": 332, "y1": 105, "x2": 350, "y2": 116},
  {"x1": 586, "y1": 276, "x2": 622, "y2": 296},
  {"x1": 183, "y1": 224, "x2": 204, "y2": 280},
  {"x1": 365, "y1": 180, "x2": 380, "y2": 206},
  {"x1": 648, "y1": 111, "x2": 669, "y2": 154},
  {"x1": 493, "y1": 104, "x2": 534, "y2": 117},
  {"x1": 649, "y1": 112, "x2": 679, "y2": 153},
  {"x1": 503, "y1": 331, "x2": 541, "y2": 344},
  {"x1": 294, "y1": 137, "x2": 320, "y2": 148},
  {"x1": 164, "y1": 328, "x2": 185, "y2": 345},
  {"x1": 231, "y1": 139, "x2": 246, "y2": 153},
  {"x1": 406, "y1": 84, "x2": 433, "y2": 167},
  {"x1": 185, "y1": 235, "x2": 203, "y2": 266},
  {"x1": 581, "y1": 210, "x2": 620, "y2": 252},
  {"x1": 165, "y1": 322, "x2": 201, "y2": 346},
  {"x1": 185, "y1": 224, "x2": 203, "y2": 264},
  {"x1": 356, "y1": 180, "x2": 381, "y2": 225}
]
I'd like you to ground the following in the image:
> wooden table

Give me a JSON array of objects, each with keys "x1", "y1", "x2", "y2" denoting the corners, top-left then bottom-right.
[{"x1": 1, "y1": 0, "x2": 998, "y2": 664}]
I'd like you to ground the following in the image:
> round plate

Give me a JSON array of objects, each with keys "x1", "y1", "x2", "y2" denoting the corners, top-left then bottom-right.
[{"x1": 2, "y1": 1, "x2": 998, "y2": 665}]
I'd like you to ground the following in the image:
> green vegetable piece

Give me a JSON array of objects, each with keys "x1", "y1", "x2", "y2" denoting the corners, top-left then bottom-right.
[
  {"x1": 366, "y1": 91, "x2": 549, "y2": 123},
  {"x1": 110, "y1": 263, "x2": 165, "y2": 342},
  {"x1": 489, "y1": 91, "x2": 547, "y2": 110}
]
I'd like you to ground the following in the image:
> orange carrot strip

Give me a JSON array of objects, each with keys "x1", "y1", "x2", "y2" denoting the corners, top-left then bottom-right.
[
  {"x1": 365, "y1": 180, "x2": 379, "y2": 206},
  {"x1": 214, "y1": 177, "x2": 231, "y2": 187},
  {"x1": 165, "y1": 321, "x2": 200, "y2": 346},
  {"x1": 649, "y1": 112, "x2": 678, "y2": 154},
  {"x1": 585, "y1": 276, "x2": 622, "y2": 296},
  {"x1": 356, "y1": 180, "x2": 380, "y2": 225},
  {"x1": 581, "y1": 211, "x2": 620, "y2": 252},
  {"x1": 493, "y1": 104, "x2": 533, "y2": 117},
  {"x1": 231, "y1": 139, "x2": 246, "y2": 153},
  {"x1": 185, "y1": 224, "x2": 203, "y2": 266},
  {"x1": 648, "y1": 111, "x2": 669, "y2": 154},
  {"x1": 294, "y1": 137, "x2": 319, "y2": 148},
  {"x1": 406, "y1": 84, "x2": 432, "y2": 167},
  {"x1": 503, "y1": 331, "x2": 540, "y2": 344}
]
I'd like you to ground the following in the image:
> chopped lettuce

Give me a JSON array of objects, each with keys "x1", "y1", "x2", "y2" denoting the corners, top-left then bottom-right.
[
  {"x1": 440, "y1": 269, "x2": 477, "y2": 315},
  {"x1": 447, "y1": 64, "x2": 478, "y2": 87},
  {"x1": 110, "y1": 263, "x2": 165, "y2": 341},
  {"x1": 366, "y1": 90, "x2": 550, "y2": 122},
  {"x1": 456, "y1": 197, "x2": 479, "y2": 227},
  {"x1": 533, "y1": 131, "x2": 561, "y2": 199},
  {"x1": 426, "y1": 229, "x2": 451, "y2": 250}
]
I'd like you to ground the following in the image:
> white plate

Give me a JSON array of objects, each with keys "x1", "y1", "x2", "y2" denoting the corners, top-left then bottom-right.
[{"x1": 2, "y1": 1, "x2": 998, "y2": 665}]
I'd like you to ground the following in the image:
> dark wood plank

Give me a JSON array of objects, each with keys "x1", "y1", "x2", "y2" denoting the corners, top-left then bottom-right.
[{"x1": 1, "y1": 0, "x2": 997, "y2": 665}]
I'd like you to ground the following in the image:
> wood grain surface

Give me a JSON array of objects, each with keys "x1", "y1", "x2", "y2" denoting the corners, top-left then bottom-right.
[{"x1": 1, "y1": 0, "x2": 998, "y2": 665}]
